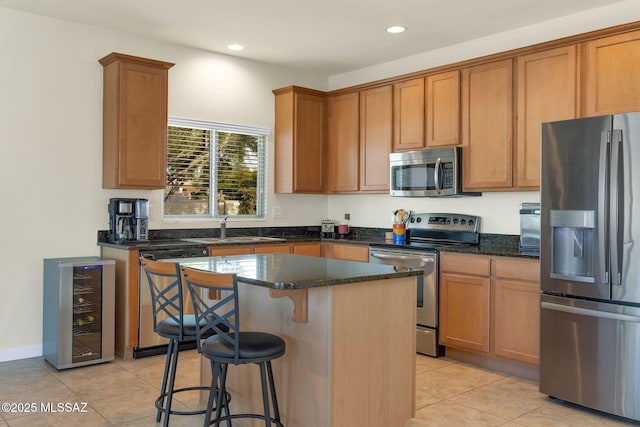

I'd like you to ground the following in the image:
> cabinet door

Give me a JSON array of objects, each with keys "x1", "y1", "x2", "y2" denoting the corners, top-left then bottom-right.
[
  {"x1": 439, "y1": 272, "x2": 491, "y2": 353},
  {"x1": 100, "y1": 53, "x2": 173, "y2": 189},
  {"x1": 273, "y1": 87, "x2": 326, "y2": 193},
  {"x1": 393, "y1": 78, "x2": 425, "y2": 151},
  {"x1": 323, "y1": 242, "x2": 369, "y2": 262},
  {"x1": 327, "y1": 93, "x2": 359, "y2": 192},
  {"x1": 492, "y1": 278, "x2": 540, "y2": 365},
  {"x1": 516, "y1": 46, "x2": 577, "y2": 189},
  {"x1": 583, "y1": 30, "x2": 640, "y2": 116},
  {"x1": 294, "y1": 92, "x2": 326, "y2": 192},
  {"x1": 426, "y1": 70, "x2": 461, "y2": 147},
  {"x1": 492, "y1": 257, "x2": 540, "y2": 365},
  {"x1": 293, "y1": 242, "x2": 322, "y2": 257},
  {"x1": 360, "y1": 86, "x2": 392, "y2": 192},
  {"x1": 254, "y1": 244, "x2": 292, "y2": 254},
  {"x1": 209, "y1": 246, "x2": 254, "y2": 256},
  {"x1": 462, "y1": 59, "x2": 513, "y2": 191}
]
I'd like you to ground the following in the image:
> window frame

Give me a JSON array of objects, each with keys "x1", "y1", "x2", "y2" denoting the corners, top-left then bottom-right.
[{"x1": 164, "y1": 116, "x2": 269, "y2": 220}]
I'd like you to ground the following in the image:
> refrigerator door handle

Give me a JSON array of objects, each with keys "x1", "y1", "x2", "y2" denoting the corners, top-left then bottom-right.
[
  {"x1": 541, "y1": 301, "x2": 640, "y2": 323},
  {"x1": 610, "y1": 130, "x2": 622, "y2": 286},
  {"x1": 597, "y1": 131, "x2": 609, "y2": 284}
]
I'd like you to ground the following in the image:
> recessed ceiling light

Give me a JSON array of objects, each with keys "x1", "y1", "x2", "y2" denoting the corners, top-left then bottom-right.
[
  {"x1": 227, "y1": 44, "x2": 245, "y2": 51},
  {"x1": 386, "y1": 26, "x2": 406, "y2": 34}
]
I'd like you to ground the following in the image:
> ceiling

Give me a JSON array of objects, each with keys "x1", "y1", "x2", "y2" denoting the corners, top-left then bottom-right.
[{"x1": 0, "y1": 0, "x2": 627, "y2": 74}]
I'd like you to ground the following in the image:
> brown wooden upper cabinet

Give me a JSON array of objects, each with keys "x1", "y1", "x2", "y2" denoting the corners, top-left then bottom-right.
[
  {"x1": 273, "y1": 86, "x2": 326, "y2": 193},
  {"x1": 462, "y1": 59, "x2": 514, "y2": 191},
  {"x1": 515, "y1": 46, "x2": 577, "y2": 188},
  {"x1": 359, "y1": 85, "x2": 392, "y2": 192},
  {"x1": 99, "y1": 52, "x2": 174, "y2": 189},
  {"x1": 327, "y1": 92, "x2": 360, "y2": 192},
  {"x1": 426, "y1": 70, "x2": 461, "y2": 148},
  {"x1": 392, "y1": 71, "x2": 461, "y2": 151},
  {"x1": 393, "y1": 78, "x2": 425, "y2": 151},
  {"x1": 582, "y1": 30, "x2": 640, "y2": 117}
]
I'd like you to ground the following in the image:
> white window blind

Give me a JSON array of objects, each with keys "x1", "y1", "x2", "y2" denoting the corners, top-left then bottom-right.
[{"x1": 164, "y1": 117, "x2": 268, "y2": 218}]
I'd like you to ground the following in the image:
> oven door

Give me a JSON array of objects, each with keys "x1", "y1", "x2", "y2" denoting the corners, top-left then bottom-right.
[
  {"x1": 368, "y1": 248, "x2": 437, "y2": 328},
  {"x1": 369, "y1": 247, "x2": 440, "y2": 356}
]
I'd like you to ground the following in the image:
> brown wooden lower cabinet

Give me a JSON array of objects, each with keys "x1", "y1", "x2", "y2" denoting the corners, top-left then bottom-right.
[
  {"x1": 322, "y1": 241, "x2": 370, "y2": 262},
  {"x1": 293, "y1": 241, "x2": 322, "y2": 256},
  {"x1": 439, "y1": 252, "x2": 540, "y2": 365}
]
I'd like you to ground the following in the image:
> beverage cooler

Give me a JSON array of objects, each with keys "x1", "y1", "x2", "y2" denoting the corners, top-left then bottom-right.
[{"x1": 43, "y1": 257, "x2": 115, "y2": 369}]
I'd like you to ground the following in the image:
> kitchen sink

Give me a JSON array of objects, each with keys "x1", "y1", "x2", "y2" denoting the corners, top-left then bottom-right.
[{"x1": 180, "y1": 236, "x2": 286, "y2": 244}]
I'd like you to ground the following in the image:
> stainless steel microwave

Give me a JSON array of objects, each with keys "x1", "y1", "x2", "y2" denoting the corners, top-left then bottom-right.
[{"x1": 389, "y1": 147, "x2": 480, "y2": 197}]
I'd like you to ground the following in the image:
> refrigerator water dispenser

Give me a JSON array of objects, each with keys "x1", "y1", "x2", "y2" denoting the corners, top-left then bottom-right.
[{"x1": 550, "y1": 210, "x2": 595, "y2": 282}]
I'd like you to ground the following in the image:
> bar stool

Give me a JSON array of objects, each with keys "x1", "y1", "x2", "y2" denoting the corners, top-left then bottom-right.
[
  {"x1": 182, "y1": 266, "x2": 286, "y2": 427},
  {"x1": 140, "y1": 257, "x2": 227, "y2": 427}
]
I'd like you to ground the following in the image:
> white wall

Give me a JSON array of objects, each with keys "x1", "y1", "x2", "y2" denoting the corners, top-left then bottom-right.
[
  {"x1": 0, "y1": 7, "x2": 327, "y2": 359},
  {"x1": 326, "y1": 0, "x2": 640, "y2": 234}
]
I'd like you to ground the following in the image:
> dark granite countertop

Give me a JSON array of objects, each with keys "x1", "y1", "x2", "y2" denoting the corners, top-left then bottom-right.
[
  {"x1": 176, "y1": 253, "x2": 422, "y2": 290},
  {"x1": 97, "y1": 226, "x2": 538, "y2": 259}
]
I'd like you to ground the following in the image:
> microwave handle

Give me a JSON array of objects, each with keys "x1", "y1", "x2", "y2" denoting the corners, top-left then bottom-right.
[{"x1": 434, "y1": 157, "x2": 441, "y2": 192}]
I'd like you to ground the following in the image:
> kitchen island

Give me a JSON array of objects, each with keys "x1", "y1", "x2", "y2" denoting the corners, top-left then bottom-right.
[{"x1": 176, "y1": 253, "x2": 420, "y2": 427}]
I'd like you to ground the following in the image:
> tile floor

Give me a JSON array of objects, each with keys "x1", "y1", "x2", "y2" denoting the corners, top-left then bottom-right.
[{"x1": 0, "y1": 351, "x2": 637, "y2": 426}]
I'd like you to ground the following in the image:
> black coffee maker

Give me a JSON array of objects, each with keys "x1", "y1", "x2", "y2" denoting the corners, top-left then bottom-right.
[{"x1": 108, "y1": 198, "x2": 149, "y2": 242}]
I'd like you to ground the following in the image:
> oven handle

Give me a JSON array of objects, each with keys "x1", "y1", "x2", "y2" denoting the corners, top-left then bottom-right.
[{"x1": 370, "y1": 252, "x2": 435, "y2": 263}]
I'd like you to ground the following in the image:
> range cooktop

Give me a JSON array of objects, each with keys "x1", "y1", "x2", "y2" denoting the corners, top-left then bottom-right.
[{"x1": 406, "y1": 213, "x2": 481, "y2": 247}]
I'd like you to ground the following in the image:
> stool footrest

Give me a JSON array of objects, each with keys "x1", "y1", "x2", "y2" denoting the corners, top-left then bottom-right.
[
  {"x1": 208, "y1": 413, "x2": 284, "y2": 426},
  {"x1": 156, "y1": 386, "x2": 231, "y2": 416}
]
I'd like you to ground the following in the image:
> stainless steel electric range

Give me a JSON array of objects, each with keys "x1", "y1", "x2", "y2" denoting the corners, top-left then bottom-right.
[{"x1": 369, "y1": 213, "x2": 480, "y2": 357}]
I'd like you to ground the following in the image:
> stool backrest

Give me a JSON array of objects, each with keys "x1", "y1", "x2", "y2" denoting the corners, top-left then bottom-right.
[
  {"x1": 181, "y1": 266, "x2": 240, "y2": 364},
  {"x1": 140, "y1": 257, "x2": 186, "y2": 340}
]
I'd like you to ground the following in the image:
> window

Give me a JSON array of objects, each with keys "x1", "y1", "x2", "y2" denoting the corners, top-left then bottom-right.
[{"x1": 164, "y1": 117, "x2": 268, "y2": 218}]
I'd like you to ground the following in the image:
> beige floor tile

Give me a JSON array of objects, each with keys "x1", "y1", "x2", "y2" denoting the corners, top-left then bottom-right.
[
  {"x1": 59, "y1": 369, "x2": 156, "y2": 402},
  {"x1": 89, "y1": 383, "x2": 166, "y2": 424},
  {"x1": 415, "y1": 364, "x2": 504, "y2": 403},
  {"x1": 412, "y1": 401, "x2": 507, "y2": 426},
  {"x1": 449, "y1": 376, "x2": 547, "y2": 420},
  {"x1": 415, "y1": 355, "x2": 454, "y2": 376}
]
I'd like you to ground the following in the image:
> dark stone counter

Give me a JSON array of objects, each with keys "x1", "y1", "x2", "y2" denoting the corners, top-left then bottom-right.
[
  {"x1": 177, "y1": 253, "x2": 422, "y2": 290},
  {"x1": 98, "y1": 227, "x2": 538, "y2": 259}
]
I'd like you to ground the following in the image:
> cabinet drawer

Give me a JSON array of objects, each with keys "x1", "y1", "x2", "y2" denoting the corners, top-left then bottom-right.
[
  {"x1": 494, "y1": 257, "x2": 540, "y2": 282},
  {"x1": 440, "y1": 252, "x2": 490, "y2": 276}
]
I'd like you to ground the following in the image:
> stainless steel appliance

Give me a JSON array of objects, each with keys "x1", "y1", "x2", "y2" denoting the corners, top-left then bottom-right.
[
  {"x1": 108, "y1": 198, "x2": 149, "y2": 243},
  {"x1": 389, "y1": 147, "x2": 480, "y2": 197},
  {"x1": 369, "y1": 212, "x2": 480, "y2": 357},
  {"x1": 519, "y1": 202, "x2": 540, "y2": 255},
  {"x1": 136, "y1": 246, "x2": 208, "y2": 358},
  {"x1": 43, "y1": 257, "x2": 115, "y2": 369},
  {"x1": 540, "y1": 113, "x2": 640, "y2": 422}
]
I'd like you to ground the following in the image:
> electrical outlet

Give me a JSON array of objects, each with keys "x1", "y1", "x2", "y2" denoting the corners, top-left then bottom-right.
[
  {"x1": 273, "y1": 206, "x2": 285, "y2": 218},
  {"x1": 345, "y1": 213, "x2": 350, "y2": 220}
]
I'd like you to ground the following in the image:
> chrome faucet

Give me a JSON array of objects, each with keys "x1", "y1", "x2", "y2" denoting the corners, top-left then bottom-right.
[{"x1": 220, "y1": 216, "x2": 229, "y2": 239}]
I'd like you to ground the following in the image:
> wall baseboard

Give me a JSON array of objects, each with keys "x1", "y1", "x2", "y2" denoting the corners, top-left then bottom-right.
[{"x1": 0, "y1": 344, "x2": 42, "y2": 363}]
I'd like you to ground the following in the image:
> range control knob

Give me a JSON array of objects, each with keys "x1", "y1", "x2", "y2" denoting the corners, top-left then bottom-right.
[
  {"x1": 410, "y1": 217, "x2": 416, "y2": 223},
  {"x1": 460, "y1": 219, "x2": 466, "y2": 225},
  {"x1": 468, "y1": 220, "x2": 474, "y2": 227},
  {"x1": 416, "y1": 217, "x2": 422, "y2": 223},
  {"x1": 452, "y1": 218, "x2": 459, "y2": 224}
]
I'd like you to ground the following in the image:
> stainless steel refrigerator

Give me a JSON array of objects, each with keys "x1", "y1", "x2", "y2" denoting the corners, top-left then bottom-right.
[{"x1": 540, "y1": 113, "x2": 640, "y2": 422}]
